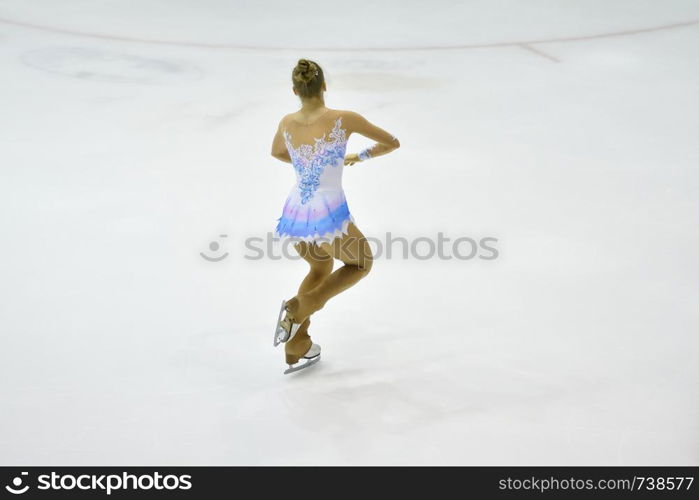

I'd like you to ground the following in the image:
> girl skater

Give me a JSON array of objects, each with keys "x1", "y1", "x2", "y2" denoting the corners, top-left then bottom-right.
[{"x1": 270, "y1": 59, "x2": 400, "y2": 374}]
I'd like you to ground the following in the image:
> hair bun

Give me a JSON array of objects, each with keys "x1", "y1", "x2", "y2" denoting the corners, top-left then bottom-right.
[{"x1": 295, "y1": 58, "x2": 318, "y2": 84}]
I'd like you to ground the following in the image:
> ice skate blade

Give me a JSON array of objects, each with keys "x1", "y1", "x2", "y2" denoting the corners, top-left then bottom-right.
[
  {"x1": 273, "y1": 300, "x2": 286, "y2": 346},
  {"x1": 273, "y1": 300, "x2": 301, "y2": 346},
  {"x1": 284, "y1": 355, "x2": 320, "y2": 375}
]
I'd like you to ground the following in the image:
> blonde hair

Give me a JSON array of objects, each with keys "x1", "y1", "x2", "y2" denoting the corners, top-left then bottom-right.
[{"x1": 292, "y1": 59, "x2": 324, "y2": 98}]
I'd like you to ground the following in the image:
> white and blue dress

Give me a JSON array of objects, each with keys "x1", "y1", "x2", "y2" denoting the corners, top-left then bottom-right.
[{"x1": 275, "y1": 116, "x2": 355, "y2": 244}]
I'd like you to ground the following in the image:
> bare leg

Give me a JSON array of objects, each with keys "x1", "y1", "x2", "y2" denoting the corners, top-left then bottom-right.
[{"x1": 285, "y1": 223, "x2": 373, "y2": 325}]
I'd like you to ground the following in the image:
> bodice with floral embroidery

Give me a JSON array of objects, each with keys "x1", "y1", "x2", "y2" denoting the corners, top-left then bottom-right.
[{"x1": 283, "y1": 117, "x2": 347, "y2": 204}]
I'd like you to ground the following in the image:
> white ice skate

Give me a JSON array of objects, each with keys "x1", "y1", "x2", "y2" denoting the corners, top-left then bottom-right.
[
  {"x1": 284, "y1": 343, "x2": 321, "y2": 375},
  {"x1": 273, "y1": 299, "x2": 302, "y2": 346}
]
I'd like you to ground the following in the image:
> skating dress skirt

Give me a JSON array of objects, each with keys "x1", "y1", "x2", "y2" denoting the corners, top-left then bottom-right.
[{"x1": 275, "y1": 117, "x2": 354, "y2": 244}]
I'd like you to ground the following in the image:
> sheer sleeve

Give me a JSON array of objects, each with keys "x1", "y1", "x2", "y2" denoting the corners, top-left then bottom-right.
[
  {"x1": 344, "y1": 111, "x2": 400, "y2": 161},
  {"x1": 270, "y1": 116, "x2": 291, "y2": 163}
]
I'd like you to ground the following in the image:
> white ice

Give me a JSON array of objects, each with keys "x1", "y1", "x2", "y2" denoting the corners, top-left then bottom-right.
[{"x1": 1, "y1": 0, "x2": 698, "y2": 465}]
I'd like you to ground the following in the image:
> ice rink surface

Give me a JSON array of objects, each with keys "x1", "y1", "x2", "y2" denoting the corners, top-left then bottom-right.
[{"x1": 1, "y1": 0, "x2": 698, "y2": 465}]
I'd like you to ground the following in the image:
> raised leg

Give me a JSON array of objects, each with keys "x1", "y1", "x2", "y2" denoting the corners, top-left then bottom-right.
[{"x1": 285, "y1": 223, "x2": 373, "y2": 325}]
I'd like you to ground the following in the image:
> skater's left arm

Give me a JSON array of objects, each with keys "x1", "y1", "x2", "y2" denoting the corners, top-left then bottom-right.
[
  {"x1": 343, "y1": 111, "x2": 400, "y2": 166},
  {"x1": 271, "y1": 117, "x2": 292, "y2": 163}
]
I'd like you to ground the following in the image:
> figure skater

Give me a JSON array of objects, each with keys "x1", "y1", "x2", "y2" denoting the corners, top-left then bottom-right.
[{"x1": 270, "y1": 59, "x2": 400, "y2": 374}]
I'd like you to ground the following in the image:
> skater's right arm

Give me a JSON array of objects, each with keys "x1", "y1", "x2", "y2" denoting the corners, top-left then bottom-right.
[
  {"x1": 343, "y1": 111, "x2": 400, "y2": 166},
  {"x1": 271, "y1": 116, "x2": 292, "y2": 163}
]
